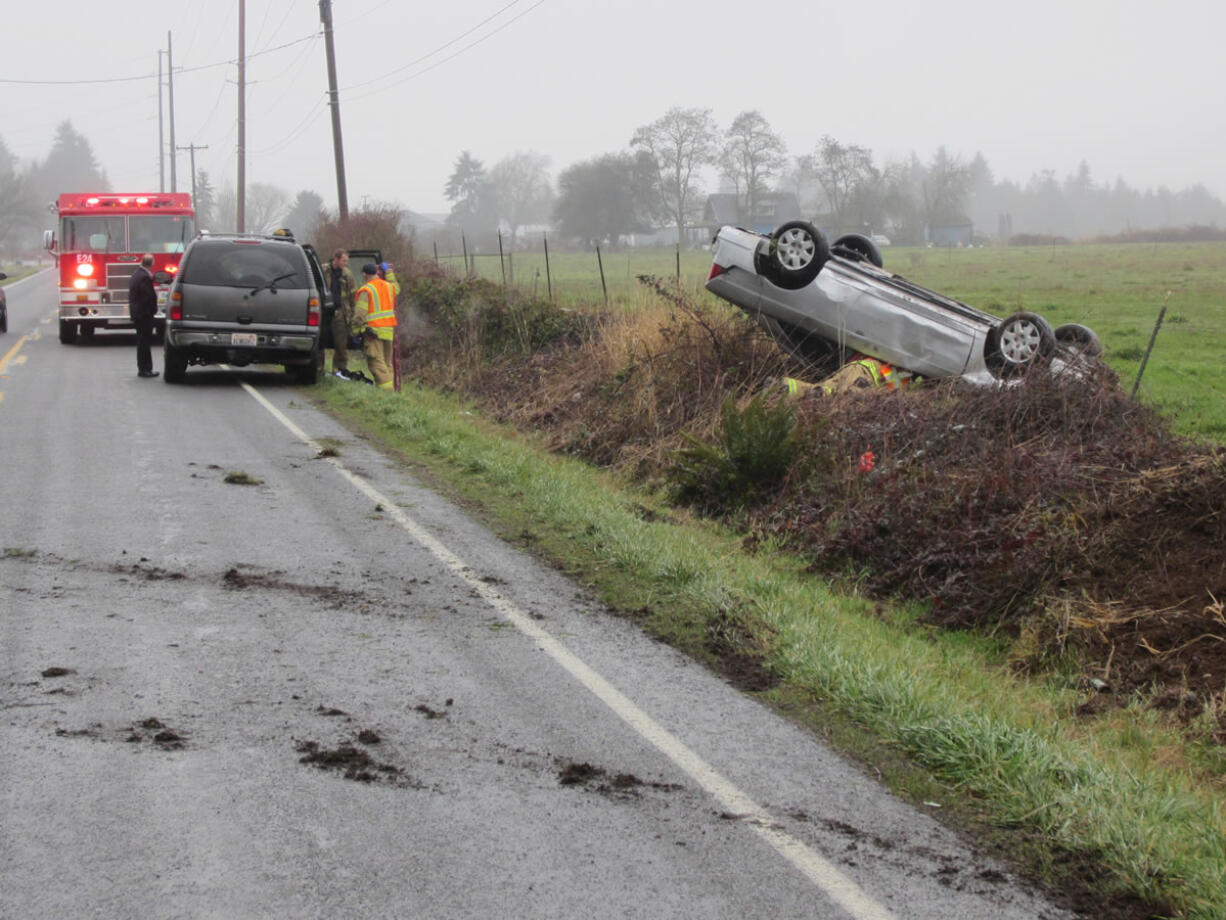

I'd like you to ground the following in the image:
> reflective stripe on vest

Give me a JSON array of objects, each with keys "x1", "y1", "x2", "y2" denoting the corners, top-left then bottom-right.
[
  {"x1": 853, "y1": 358, "x2": 886, "y2": 386},
  {"x1": 358, "y1": 278, "x2": 397, "y2": 327}
]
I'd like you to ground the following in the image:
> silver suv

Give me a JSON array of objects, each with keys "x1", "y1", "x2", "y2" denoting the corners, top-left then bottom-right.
[{"x1": 163, "y1": 231, "x2": 329, "y2": 384}]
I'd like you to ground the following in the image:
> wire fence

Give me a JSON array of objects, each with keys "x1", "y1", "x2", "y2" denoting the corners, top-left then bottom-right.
[{"x1": 425, "y1": 230, "x2": 710, "y2": 309}]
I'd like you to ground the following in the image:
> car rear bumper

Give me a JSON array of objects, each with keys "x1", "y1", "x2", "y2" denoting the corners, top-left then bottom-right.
[{"x1": 167, "y1": 327, "x2": 318, "y2": 365}]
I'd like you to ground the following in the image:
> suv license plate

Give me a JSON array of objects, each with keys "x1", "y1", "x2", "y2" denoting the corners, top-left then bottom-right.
[{"x1": 231, "y1": 333, "x2": 258, "y2": 346}]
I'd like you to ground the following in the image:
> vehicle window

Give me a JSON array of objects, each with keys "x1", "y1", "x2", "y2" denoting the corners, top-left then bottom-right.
[
  {"x1": 130, "y1": 216, "x2": 195, "y2": 254},
  {"x1": 62, "y1": 217, "x2": 127, "y2": 253},
  {"x1": 182, "y1": 243, "x2": 308, "y2": 288}
]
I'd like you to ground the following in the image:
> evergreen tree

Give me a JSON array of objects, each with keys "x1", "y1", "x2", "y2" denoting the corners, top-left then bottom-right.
[
  {"x1": 34, "y1": 121, "x2": 108, "y2": 201},
  {"x1": 193, "y1": 170, "x2": 216, "y2": 229}
]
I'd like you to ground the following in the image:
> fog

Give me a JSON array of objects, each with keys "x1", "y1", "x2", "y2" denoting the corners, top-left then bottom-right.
[{"x1": 2, "y1": 0, "x2": 1221, "y2": 217}]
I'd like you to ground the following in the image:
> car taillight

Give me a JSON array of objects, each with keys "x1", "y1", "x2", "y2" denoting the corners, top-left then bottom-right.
[
  {"x1": 307, "y1": 296, "x2": 320, "y2": 327},
  {"x1": 707, "y1": 262, "x2": 726, "y2": 281},
  {"x1": 169, "y1": 290, "x2": 182, "y2": 321}
]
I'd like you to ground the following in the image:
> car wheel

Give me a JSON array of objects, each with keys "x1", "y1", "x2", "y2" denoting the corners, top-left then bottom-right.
[
  {"x1": 768, "y1": 221, "x2": 829, "y2": 289},
  {"x1": 830, "y1": 233, "x2": 884, "y2": 268},
  {"x1": 59, "y1": 320, "x2": 77, "y2": 344},
  {"x1": 290, "y1": 353, "x2": 322, "y2": 385},
  {"x1": 986, "y1": 311, "x2": 1055, "y2": 377},
  {"x1": 0, "y1": 307, "x2": 7, "y2": 334},
  {"x1": 163, "y1": 343, "x2": 188, "y2": 383},
  {"x1": 1053, "y1": 323, "x2": 1102, "y2": 358}
]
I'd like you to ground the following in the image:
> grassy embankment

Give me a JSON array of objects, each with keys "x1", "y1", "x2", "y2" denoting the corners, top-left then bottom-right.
[{"x1": 318, "y1": 241, "x2": 1226, "y2": 918}]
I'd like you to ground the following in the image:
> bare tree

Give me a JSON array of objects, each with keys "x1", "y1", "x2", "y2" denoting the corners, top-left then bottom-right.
[
  {"x1": 488, "y1": 151, "x2": 553, "y2": 245},
  {"x1": 812, "y1": 136, "x2": 877, "y2": 232},
  {"x1": 922, "y1": 146, "x2": 971, "y2": 227},
  {"x1": 245, "y1": 182, "x2": 292, "y2": 235},
  {"x1": 0, "y1": 136, "x2": 38, "y2": 254},
  {"x1": 631, "y1": 107, "x2": 718, "y2": 249},
  {"x1": 719, "y1": 110, "x2": 786, "y2": 220}
]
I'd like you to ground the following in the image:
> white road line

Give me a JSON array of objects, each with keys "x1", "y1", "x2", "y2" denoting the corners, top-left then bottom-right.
[{"x1": 242, "y1": 381, "x2": 897, "y2": 920}]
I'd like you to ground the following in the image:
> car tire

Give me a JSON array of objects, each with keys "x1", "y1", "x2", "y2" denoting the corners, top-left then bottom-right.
[
  {"x1": 59, "y1": 320, "x2": 77, "y2": 345},
  {"x1": 831, "y1": 233, "x2": 884, "y2": 268},
  {"x1": 1053, "y1": 322, "x2": 1103, "y2": 358},
  {"x1": 290, "y1": 353, "x2": 322, "y2": 385},
  {"x1": 163, "y1": 342, "x2": 188, "y2": 383},
  {"x1": 768, "y1": 221, "x2": 829, "y2": 289},
  {"x1": 0, "y1": 308, "x2": 7, "y2": 334},
  {"x1": 986, "y1": 311, "x2": 1055, "y2": 377}
]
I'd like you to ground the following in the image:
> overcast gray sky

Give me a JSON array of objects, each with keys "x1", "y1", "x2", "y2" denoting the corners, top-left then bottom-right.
[{"x1": 4, "y1": 0, "x2": 1222, "y2": 215}]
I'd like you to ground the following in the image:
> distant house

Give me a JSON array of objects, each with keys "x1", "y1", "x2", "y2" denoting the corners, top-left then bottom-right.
[
  {"x1": 926, "y1": 220, "x2": 974, "y2": 247},
  {"x1": 704, "y1": 192, "x2": 804, "y2": 236}
]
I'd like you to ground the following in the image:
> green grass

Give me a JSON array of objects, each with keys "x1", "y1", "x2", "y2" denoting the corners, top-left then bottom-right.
[
  {"x1": 313, "y1": 376, "x2": 1226, "y2": 918},
  {"x1": 433, "y1": 241, "x2": 1226, "y2": 441}
]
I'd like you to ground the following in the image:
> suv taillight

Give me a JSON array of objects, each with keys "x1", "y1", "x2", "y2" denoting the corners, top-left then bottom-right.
[
  {"x1": 307, "y1": 296, "x2": 320, "y2": 327},
  {"x1": 169, "y1": 290, "x2": 182, "y2": 321}
]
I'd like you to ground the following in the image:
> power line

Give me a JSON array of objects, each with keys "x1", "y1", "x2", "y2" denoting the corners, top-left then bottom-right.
[
  {"x1": 344, "y1": 0, "x2": 546, "y2": 102},
  {"x1": 0, "y1": 33, "x2": 317, "y2": 85},
  {"x1": 341, "y1": 0, "x2": 522, "y2": 93}
]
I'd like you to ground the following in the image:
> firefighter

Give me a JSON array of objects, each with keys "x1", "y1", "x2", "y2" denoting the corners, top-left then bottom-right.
[
  {"x1": 354, "y1": 262, "x2": 400, "y2": 390},
  {"x1": 778, "y1": 356, "x2": 920, "y2": 397},
  {"x1": 323, "y1": 249, "x2": 358, "y2": 378}
]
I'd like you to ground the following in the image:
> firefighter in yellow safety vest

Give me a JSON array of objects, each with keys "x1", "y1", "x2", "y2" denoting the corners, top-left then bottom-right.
[
  {"x1": 354, "y1": 262, "x2": 400, "y2": 389},
  {"x1": 780, "y1": 356, "x2": 920, "y2": 397}
]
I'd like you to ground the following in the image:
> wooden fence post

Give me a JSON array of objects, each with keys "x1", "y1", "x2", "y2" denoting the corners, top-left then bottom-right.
[
  {"x1": 543, "y1": 232, "x2": 553, "y2": 302},
  {"x1": 498, "y1": 231, "x2": 506, "y2": 290},
  {"x1": 596, "y1": 245, "x2": 608, "y2": 308},
  {"x1": 1131, "y1": 291, "x2": 1172, "y2": 399}
]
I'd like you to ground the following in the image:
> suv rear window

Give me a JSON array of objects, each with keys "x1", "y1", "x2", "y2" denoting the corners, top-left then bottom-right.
[{"x1": 181, "y1": 242, "x2": 308, "y2": 289}]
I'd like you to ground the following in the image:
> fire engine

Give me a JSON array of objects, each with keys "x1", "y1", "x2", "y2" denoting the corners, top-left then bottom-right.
[{"x1": 43, "y1": 192, "x2": 195, "y2": 344}]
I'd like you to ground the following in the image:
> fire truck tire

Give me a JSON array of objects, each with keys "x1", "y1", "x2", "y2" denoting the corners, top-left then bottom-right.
[
  {"x1": 59, "y1": 320, "x2": 77, "y2": 345},
  {"x1": 163, "y1": 344, "x2": 188, "y2": 383},
  {"x1": 79, "y1": 324, "x2": 95, "y2": 338}
]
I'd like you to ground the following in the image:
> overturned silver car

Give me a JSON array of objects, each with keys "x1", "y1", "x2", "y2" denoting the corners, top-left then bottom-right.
[{"x1": 705, "y1": 221, "x2": 1100, "y2": 384}]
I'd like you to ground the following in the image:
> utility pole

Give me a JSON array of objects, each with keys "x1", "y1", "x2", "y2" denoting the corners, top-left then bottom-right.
[
  {"x1": 236, "y1": 0, "x2": 246, "y2": 232},
  {"x1": 167, "y1": 32, "x2": 177, "y2": 193},
  {"x1": 157, "y1": 51, "x2": 165, "y2": 192},
  {"x1": 176, "y1": 144, "x2": 209, "y2": 204},
  {"x1": 319, "y1": 0, "x2": 348, "y2": 220}
]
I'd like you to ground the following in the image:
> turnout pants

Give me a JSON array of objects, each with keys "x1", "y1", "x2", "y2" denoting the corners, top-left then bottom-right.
[{"x1": 362, "y1": 334, "x2": 396, "y2": 390}]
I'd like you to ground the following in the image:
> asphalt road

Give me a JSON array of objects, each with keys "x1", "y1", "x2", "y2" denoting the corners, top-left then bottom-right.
[{"x1": 0, "y1": 270, "x2": 1073, "y2": 919}]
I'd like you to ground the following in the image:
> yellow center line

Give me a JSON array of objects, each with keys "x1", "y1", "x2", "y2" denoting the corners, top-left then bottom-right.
[{"x1": 0, "y1": 334, "x2": 27, "y2": 374}]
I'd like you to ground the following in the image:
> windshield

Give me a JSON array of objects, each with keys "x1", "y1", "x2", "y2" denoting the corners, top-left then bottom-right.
[
  {"x1": 62, "y1": 216, "x2": 127, "y2": 253},
  {"x1": 130, "y1": 215, "x2": 195, "y2": 254}
]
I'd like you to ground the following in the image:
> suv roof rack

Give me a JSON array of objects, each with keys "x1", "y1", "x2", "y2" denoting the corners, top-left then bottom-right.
[{"x1": 193, "y1": 230, "x2": 297, "y2": 242}]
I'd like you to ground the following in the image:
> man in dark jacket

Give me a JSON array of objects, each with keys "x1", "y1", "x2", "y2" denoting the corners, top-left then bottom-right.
[
  {"x1": 128, "y1": 253, "x2": 159, "y2": 378},
  {"x1": 323, "y1": 249, "x2": 357, "y2": 377}
]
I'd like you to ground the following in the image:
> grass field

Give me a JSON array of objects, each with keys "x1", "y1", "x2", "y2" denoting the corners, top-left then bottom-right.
[{"x1": 435, "y1": 240, "x2": 1226, "y2": 441}]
